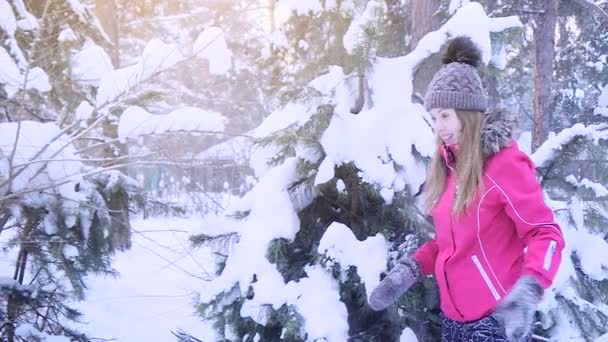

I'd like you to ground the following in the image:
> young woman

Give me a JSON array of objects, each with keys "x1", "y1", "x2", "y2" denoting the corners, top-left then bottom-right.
[{"x1": 368, "y1": 37, "x2": 565, "y2": 342}]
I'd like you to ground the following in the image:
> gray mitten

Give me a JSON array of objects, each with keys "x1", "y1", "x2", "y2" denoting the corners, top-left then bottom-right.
[
  {"x1": 493, "y1": 275, "x2": 544, "y2": 342},
  {"x1": 368, "y1": 256, "x2": 421, "y2": 311}
]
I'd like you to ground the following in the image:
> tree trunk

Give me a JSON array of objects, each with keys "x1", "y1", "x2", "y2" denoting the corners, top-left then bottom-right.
[
  {"x1": 6, "y1": 293, "x2": 17, "y2": 342},
  {"x1": 14, "y1": 248, "x2": 28, "y2": 284},
  {"x1": 95, "y1": 0, "x2": 132, "y2": 252},
  {"x1": 351, "y1": 64, "x2": 366, "y2": 114},
  {"x1": 108, "y1": 187, "x2": 132, "y2": 251},
  {"x1": 269, "y1": 0, "x2": 276, "y2": 32},
  {"x1": 410, "y1": 0, "x2": 442, "y2": 46},
  {"x1": 0, "y1": 212, "x2": 10, "y2": 239},
  {"x1": 98, "y1": 120, "x2": 132, "y2": 251},
  {"x1": 95, "y1": 0, "x2": 120, "y2": 67},
  {"x1": 410, "y1": 0, "x2": 444, "y2": 104},
  {"x1": 6, "y1": 246, "x2": 28, "y2": 342},
  {"x1": 532, "y1": 0, "x2": 559, "y2": 152}
]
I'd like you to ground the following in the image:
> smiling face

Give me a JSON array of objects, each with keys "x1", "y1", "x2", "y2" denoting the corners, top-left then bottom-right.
[{"x1": 430, "y1": 108, "x2": 462, "y2": 145}]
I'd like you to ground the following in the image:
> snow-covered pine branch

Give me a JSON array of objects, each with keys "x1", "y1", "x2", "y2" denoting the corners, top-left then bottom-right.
[
  {"x1": 0, "y1": 116, "x2": 113, "y2": 196},
  {"x1": 194, "y1": 3, "x2": 527, "y2": 341},
  {"x1": 117, "y1": 106, "x2": 227, "y2": 143},
  {"x1": 18, "y1": 0, "x2": 51, "y2": 103},
  {"x1": 343, "y1": 1, "x2": 386, "y2": 55},
  {"x1": 94, "y1": 27, "x2": 232, "y2": 110},
  {"x1": 316, "y1": 3, "x2": 522, "y2": 204},
  {"x1": 0, "y1": 0, "x2": 50, "y2": 97},
  {"x1": 565, "y1": 175, "x2": 608, "y2": 198},
  {"x1": 0, "y1": 44, "x2": 50, "y2": 97},
  {"x1": 0, "y1": 160, "x2": 189, "y2": 205},
  {"x1": 0, "y1": 121, "x2": 85, "y2": 205},
  {"x1": 0, "y1": 122, "x2": 140, "y2": 339},
  {"x1": 448, "y1": 0, "x2": 471, "y2": 14},
  {"x1": 531, "y1": 123, "x2": 608, "y2": 168},
  {"x1": 318, "y1": 222, "x2": 389, "y2": 296},
  {"x1": 0, "y1": 120, "x2": 139, "y2": 236}
]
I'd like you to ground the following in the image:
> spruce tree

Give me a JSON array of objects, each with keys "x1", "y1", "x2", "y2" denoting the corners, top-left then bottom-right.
[
  {"x1": 0, "y1": 1, "x2": 140, "y2": 340},
  {"x1": 189, "y1": 3, "x2": 520, "y2": 341}
]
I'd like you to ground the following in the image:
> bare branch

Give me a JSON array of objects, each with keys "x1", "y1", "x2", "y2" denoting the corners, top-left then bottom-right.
[
  {"x1": 0, "y1": 160, "x2": 211, "y2": 205},
  {"x1": 74, "y1": 137, "x2": 121, "y2": 155},
  {"x1": 0, "y1": 121, "x2": 81, "y2": 192},
  {"x1": 171, "y1": 330, "x2": 204, "y2": 342},
  {"x1": 520, "y1": 10, "x2": 545, "y2": 14},
  {"x1": 125, "y1": 130, "x2": 255, "y2": 141},
  {"x1": 124, "y1": 7, "x2": 211, "y2": 26},
  {"x1": 505, "y1": 81, "x2": 536, "y2": 123},
  {"x1": 39, "y1": 305, "x2": 52, "y2": 332},
  {"x1": 136, "y1": 229, "x2": 189, "y2": 233},
  {"x1": 0, "y1": 94, "x2": 52, "y2": 122},
  {"x1": 0, "y1": 212, "x2": 11, "y2": 240},
  {"x1": 22, "y1": 187, "x2": 215, "y2": 282},
  {"x1": 6, "y1": 121, "x2": 22, "y2": 194},
  {"x1": 94, "y1": 16, "x2": 237, "y2": 111},
  {"x1": 132, "y1": 239, "x2": 212, "y2": 281},
  {"x1": 29, "y1": 265, "x2": 46, "y2": 286},
  {"x1": 10, "y1": 151, "x2": 157, "y2": 169},
  {"x1": 6, "y1": 112, "x2": 112, "y2": 194},
  {"x1": 156, "y1": 149, "x2": 226, "y2": 212}
]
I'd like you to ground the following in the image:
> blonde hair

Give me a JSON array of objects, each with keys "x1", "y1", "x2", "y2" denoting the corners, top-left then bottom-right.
[{"x1": 423, "y1": 110, "x2": 486, "y2": 216}]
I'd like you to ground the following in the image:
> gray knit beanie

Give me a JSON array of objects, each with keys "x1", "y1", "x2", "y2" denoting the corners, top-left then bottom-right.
[{"x1": 424, "y1": 36, "x2": 487, "y2": 112}]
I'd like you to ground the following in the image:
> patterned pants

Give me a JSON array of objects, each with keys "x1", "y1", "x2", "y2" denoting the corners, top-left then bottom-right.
[{"x1": 441, "y1": 315, "x2": 528, "y2": 342}]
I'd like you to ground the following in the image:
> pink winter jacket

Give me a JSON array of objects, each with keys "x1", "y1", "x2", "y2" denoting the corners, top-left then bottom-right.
[{"x1": 413, "y1": 113, "x2": 565, "y2": 323}]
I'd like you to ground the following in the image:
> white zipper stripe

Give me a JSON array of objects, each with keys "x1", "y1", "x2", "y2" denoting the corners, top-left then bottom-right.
[
  {"x1": 543, "y1": 240, "x2": 557, "y2": 271},
  {"x1": 476, "y1": 184, "x2": 507, "y2": 295},
  {"x1": 472, "y1": 255, "x2": 501, "y2": 301}
]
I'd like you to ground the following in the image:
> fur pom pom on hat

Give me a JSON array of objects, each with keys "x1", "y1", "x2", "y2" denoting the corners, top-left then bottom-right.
[{"x1": 424, "y1": 36, "x2": 488, "y2": 112}]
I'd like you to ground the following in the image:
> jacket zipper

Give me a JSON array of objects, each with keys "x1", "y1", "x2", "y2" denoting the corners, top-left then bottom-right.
[
  {"x1": 472, "y1": 255, "x2": 501, "y2": 301},
  {"x1": 444, "y1": 174, "x2": 465, "y2": 320}
]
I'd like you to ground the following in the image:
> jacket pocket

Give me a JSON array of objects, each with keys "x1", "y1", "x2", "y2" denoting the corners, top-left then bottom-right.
[{"x1": 471, "y1": 255, "x2": 501, "y2": 301}]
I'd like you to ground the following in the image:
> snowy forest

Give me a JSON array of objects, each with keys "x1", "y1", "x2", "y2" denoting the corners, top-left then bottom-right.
[{"x1": 1, "y1": 0, "x2": 608, "y2": 341}]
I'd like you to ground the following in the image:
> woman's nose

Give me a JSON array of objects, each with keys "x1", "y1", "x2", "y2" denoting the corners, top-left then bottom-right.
[{"x1": 434, "y1": 120, "x2": 444, "y2": 131}]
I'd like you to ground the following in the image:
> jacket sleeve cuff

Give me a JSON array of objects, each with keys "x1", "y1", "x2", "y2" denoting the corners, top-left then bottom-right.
[
  {"x1": 521, "y1": 268, "x2": 552, "y2": 289},
  {"x1": 412, "y1": 240, "x2": 438, "y2": 276}
]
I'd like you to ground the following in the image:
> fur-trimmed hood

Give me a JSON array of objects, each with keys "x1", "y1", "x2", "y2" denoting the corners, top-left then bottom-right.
[{"x1": 480, "y1": 108, "x2": 517, "y2": 158}]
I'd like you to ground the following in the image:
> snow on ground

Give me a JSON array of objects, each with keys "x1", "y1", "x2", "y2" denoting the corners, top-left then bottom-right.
[{"x1": 75, "y1": 216, "x2": 217, "y2": 341}]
